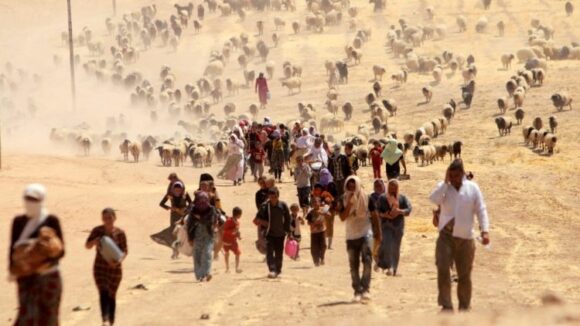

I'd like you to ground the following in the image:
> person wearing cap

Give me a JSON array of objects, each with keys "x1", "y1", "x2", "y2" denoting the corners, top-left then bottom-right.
[
  {"x1": 429, "y1": 159, "x2": 490, "y2": 312},
  {"x1": 254, "y1": 187, "x2": 291, "y2": 278},
  {"x1": 86, "y1": 208, "x2": 128, "y2": 326},
  {"x1": 9, "y1": 184, "x2": 65, "y2": 326}
]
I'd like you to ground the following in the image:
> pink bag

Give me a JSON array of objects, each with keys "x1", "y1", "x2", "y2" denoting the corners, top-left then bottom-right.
[{"x1": 284, "y1": 238, "x2": 299, "y2": 260}]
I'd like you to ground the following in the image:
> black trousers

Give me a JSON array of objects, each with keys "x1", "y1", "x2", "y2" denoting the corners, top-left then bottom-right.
[
  {"x1": 310, "y1": 232, "x2": 327, "y2": 265},
  {"x1": 266, "y1": 236, "x2": 285, "y2": 274},
  {"x1": 99, "y1": 290, "x2": 116, "y2": 323}
]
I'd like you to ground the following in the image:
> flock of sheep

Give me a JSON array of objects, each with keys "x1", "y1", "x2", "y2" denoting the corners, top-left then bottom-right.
[{"x1": 38, "y1": 0, "x2": 577, "y2": 168}]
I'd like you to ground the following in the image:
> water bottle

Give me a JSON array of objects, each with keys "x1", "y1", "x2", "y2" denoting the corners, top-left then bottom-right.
[{"x1": 476, "y1": 236, "x2": 492, "y2": 251}]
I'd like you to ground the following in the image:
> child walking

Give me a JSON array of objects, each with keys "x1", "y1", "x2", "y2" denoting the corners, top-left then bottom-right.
[
  {"x1": 223, "y1": 207, "x2": 242, "y2": 273},
  {"x1": 306, "y1": 197, "x2": 328, "y2": 266},
  {"x1": 369, "y1": 140, "x2": 384, "y2": 179},
  {"x1": 289, "y1": 204, "x2": 305, "y2": 259}
]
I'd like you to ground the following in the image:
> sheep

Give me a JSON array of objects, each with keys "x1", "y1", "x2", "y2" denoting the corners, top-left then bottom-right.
[
  {"x1": 336, "y1": 61, "x2": 349, "y2": 84},
  {"x1": 514, "y1": 108, "x2": 525, "y2": 125},
  {"x1": 366, "y1": 93, "x2": 376, "y2": 106},
  {"x1": 544, "y1": 133, "x2": 557, "y2": 154},
  {"x1": 224, "y1": 103, "x2": 236, "y2": 116},
  {"x1": 475, "y1": 16, "x2": 488, "y2": 33},
  {"x1": 119, "y1": 139, "x2": 132, "y2": 161},
  {"x1": 501, "y1": 54, "x2": 515, "y2": 70},
  {"x1": 419, "y1": 135, "x2": 432, "y2": 146},
  {"x1": 551, "y1": 92, "x2": 573, "y2": 111},
  {"x1": 292, "y1": 21, "x2": 300, "y2": 34},
  {"x1": 382, "y1": 99, "x2": 397, "y2": 116},
  {"x1": 101, "y1": 138, "x2": 112, "y2": 155},
  {"x1": 342, "y1": 102, "x2": 353, "y2": 120},
  {"x1": 373, "y1": 81, "x2": 382, "y2": 97},
  {"x1": 528, "y1": 129, "x2": 540, "y2": 148},
  {"x1": 431, "y1": 119, "x2": 442, "y2": 137},
  {"x1": 416, "y1": 145, "x2": 436, "y2": 166},
  {"x1": 373, "y1": 65, "x2": 386, "y2": 81},
  {"x1": 506, "y1": 79, "x2": 517, "y2": 97},
  {"x1": 372, "y1": 116, "x2": 382, "y2": 134},
  {"x1": 497, "y1": 97, "x2": 508, "y2": 114},
  {"x1": 356, "y1": 147, "x2": 369, "y2": 166},
  {"x1": 432, "y1": 66, "x2": 443, "y2": 83},
  {"x1": 325, "y1": 100, "x2": 339, "y2": 116},
  {"x1": 274, "y1": 17, "x2": 286, "y2": 30},
  {"x1": 129, "y1": 142, "x2": 141, "y2": 162},
  {"x1": 391, "y1": 69, "x2": 408, "y2": 86},
  {"x1": 422, "y1": 122, "x2": 435, "y2": 138},
  {"x1": 442, "y1": 105, "x2": 455, "y2": 122},
  {"x1": 434, "y1": 145, "x2": 449, "y2": 161},
  {"x1": 495, "y1": 116, "x2": 513, "y2": 136},
  {"x1": 263, "y1": 61, "x2": 276, "y2": 79},
  {"x1": 449, "y1": 141, "x2": 463, "y2": 159},
  {"x1": 548, "y1": 116, "x2": 558, "y2": 133},
  {"x1": 249, "y1": 104, "x2": 259, "y2": 118},
  {"x1": 351, "y1": 49, "x2": 362, "y2": 64},
  {"x1": 438, "y1": 117, "x2": 449, "y2": 134},
  {"x1": 422, "y1": 86, "x2": 433, "y2": 103},
  {"x1": 522, "y1": 126, "x2": 534, "y2": 145},
  {"x1": 281, "y1": 77, "x2": 302, "y2": 94},
  {"x1": 483, "y1": 0, "x2": 492, "y2": 9},
  {"x1": 78, "y1": 135, "x2": 92, "y2": 156},
  {"x1": 566, "y1": 2, "x2": 574, "y2": 16},
  {"x1": 533, "y1": 117, "x2": 543, "y2": 130},
  {"x1": 461, "y1": 80, "x2": 475, "y2": 108},
  {"x1": 513, "y1": 87, "x2": 525, "y2": 108},
  {"x1": 531, "y1": 68, "x2": 545, "y2": 86},
  {"x1": 457, "y1": 16, "x2": 467, "y2": 32},
  {"x1": 517, "y1": 48, "x2": 537, "y2": 63},
  {"x1": 142, "y1": 138, "x2": 155, "y2": 161},
  {"x1": 497, "y1": 21, "x2": 505, "y2": 37}
]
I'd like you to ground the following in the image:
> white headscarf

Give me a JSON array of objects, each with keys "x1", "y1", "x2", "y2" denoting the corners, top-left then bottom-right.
[
  {"x1": 343, "y1": 176, "x2": 368, "y2": 218},
  {"x1": 15, "y1": 184, "x2": 49, "y2": 247},
  {"x1": 228, "y1": 134, "x2": 244, "y2": 155}
]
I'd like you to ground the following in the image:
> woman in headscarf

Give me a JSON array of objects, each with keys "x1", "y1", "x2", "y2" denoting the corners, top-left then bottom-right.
[
  {"x1": 86, "y1": 208, "x2": 128, "y2": 326},
  {"x1": 155, "y1": 181, "x2": 192, "y2": 258},
  {"x1": 187, "y1": 191, "x2": 221, "y2": 282},
  {"x1": 317, "y1": 168, "x2": 338, "y2": 249},
  {"x1": 255, "y1": 72, "x2": 269, "y2": 109},
  {"x1": 368, "y1": 179, "x2": 385, "y2": 270},
  {"x1": 219, "y1": 134, "x2": 245, "y2": 185},
  {"x1": 270, "y1": 130, "x2": 285, "y2": 182},
  {"x1": 337, "y1": 176, "x2": 373, "y2": 302},
  {"x1": 199, "y1": 177, "x2": 226, "y2": 260},
  {"x1": 377, "y1": 179, "x2": 412, "y2": 276},
  {"x1": 9, "y1": 184, "x2": 64, "y2": 326},
  {"x1": 381, "y1": 138, "x2": 407, "y2": 180}
]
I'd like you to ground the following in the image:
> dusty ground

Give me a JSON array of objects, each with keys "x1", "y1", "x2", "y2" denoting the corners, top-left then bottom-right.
[{"x1": 1, "y1": 0, "x2": 579, "y2": 324}]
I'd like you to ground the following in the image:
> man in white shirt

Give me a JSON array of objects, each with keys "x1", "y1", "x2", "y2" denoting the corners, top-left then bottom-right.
[{"x1": 429, "y1": 159, "x2": 490, "y2": 312}]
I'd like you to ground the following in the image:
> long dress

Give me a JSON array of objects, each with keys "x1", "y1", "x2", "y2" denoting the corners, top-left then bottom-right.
[
  {"x1": 378, "y1": 194, "x2": 412, "y2": 272},
  {"x1": 219, "y1": 138, "x2": 245, "y2": 182},
  {"x1": 188, "y1": 207, "x2": 220, "y2": 280},
  {"x1": 255, "y1": 77, "x2": 269, "y2": 105}
]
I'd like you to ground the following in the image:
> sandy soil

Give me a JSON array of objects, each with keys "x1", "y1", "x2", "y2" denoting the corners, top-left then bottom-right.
[{"x1": 0, "y1": 0, "x2": 579, "y2": 324}]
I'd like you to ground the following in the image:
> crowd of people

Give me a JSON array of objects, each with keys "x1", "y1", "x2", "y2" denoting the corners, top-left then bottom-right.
[{"x1": 7, "y1": 117, "x2": 491, "y2": 325}]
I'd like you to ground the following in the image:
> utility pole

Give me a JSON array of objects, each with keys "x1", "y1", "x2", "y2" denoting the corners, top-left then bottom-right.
[
  {"x1": 113, "y1": 0, "x2": 117, "y2": 16},
  {"x1": 66, "y1": 0, "x2": 77, "y2": 111}
]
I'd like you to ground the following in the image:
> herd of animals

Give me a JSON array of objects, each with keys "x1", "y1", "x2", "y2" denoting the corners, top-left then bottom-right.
[{"x1": 0, "y1": 0, "x2": 577, "y2": 169}]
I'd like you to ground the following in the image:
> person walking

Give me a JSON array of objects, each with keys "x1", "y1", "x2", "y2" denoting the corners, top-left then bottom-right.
[
  {"x1": 429, "y1": 159, "x2": 490, "y2": 312},
  {"x1": 377, "y1": 179, "x2": 412, "y2": 276},
  {"x1": 187, "y1": 191, "x2": 221, "y2": 282},
  {"x1": 381, "y1": 138, "x2": 407, "y2": 180},
  {"x1": 255, "y1": 72, "x2": 269, "y2": 109},
  {"x1": 220, "y1": 134, "x2": 246, "y2": 186},
  {"x1": 338, "y1": 176, "x2": 373, "y2": 302},
  {"x1": 85, "y1": 208, "x2": 128, "y2": 326},
  {"x1": 156, "y1": 181, "x2": 192, "y2": 258},
  {"x1": 270, "y1": 131, "x2": 286, "y2": 182},
  {"x1": 254, "y1": 187, "x2": 291, "y2": 278},
  {"x1": 369, "y1": 141, "x2": 383, "y2": 179},
  {"x1": 306, "y1": 197, "x2": 328, "y2": 266},
  {"x1": 318, "y1": 168, "x2": 338, "y2": 250},
  {"x1": 294, "y1": 155, "x2": 312, "y2": 216},
  {"x1": 328, "y1": 144, "x2": 352, "y2": 198},
  {"x1": 9, "y1": 184, "x2": 65, "y2": 326}
]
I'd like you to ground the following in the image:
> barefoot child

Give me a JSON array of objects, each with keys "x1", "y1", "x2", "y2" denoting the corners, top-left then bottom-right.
[
  {"x1": 289, "y1": 203, "x2": 305, "y2": 258},
  {"x1": 306, "y1": 197, "x2": 328, "y2": 266},
  {"x1": 223, "y1": 207, "x2": 242, "y2": 273}
]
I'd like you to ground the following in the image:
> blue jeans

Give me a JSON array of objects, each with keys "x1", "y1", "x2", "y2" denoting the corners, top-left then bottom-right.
[
  {"x1": 346, "y1": 236, "x2": 372, "y2": 295},
  {"x1": 193, "y1": 226, "x2": 214, "y2": 280}
]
